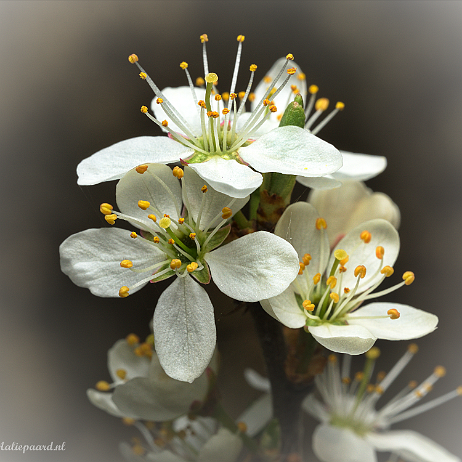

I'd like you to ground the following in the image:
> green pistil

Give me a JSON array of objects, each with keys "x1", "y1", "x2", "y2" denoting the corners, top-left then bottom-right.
[{"x1": 165, "y1": 228, "x2": 195, "y2": 255}]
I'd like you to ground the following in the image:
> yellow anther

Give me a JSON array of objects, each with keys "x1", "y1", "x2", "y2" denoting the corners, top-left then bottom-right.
[
  {"x1": 309, "y1": 84, "x2": 319, "y2": 94},
  {"x1": 269, "y1": 105, "x2": 278, "y2": 113},
  {"x1": 168, "y1": 238, "x2": 175, "y2": 245},
  {"x1": 302, "y1": 254, "x2": 312, "y2": 266},
  {"x1": 172, "y1": 166, "x2": 184, "y2": 179},
  {"x1": 116, "y1": 369, "x2": 127, "y2": 380},
  {"x1": 387, "y1": 308, "x2": 401, "y2": 319},
  {"x1": 376, "y1": 246, "x2": 385, "y2": 259},
  {"x1": 354, "y1": 265, "x2": 367, "y2": 279},
  {"x1": 222, "y1": 207, "x2": 232, "y2": 219},
  {"x1": 189, "y1": 233, "x2": 196, "y2": 240},
  {"x1": 159, "y1": 216, "x2": 171, "y2": 229},
  {"x1": 140, "y1": 106, "x2": 148, "y2": 113},
  {"x1": 360, "y1": 230, "x2": 372, "y2": 243},
  {"x1": 336, "y1": 101, "x2": 345, "y2": 110},
  {"x1": 222, "y1": 108, "x2": 230, "y2": 115},
  {"x1": 292, "y1": 86, "x2": 299, "y2": 94},
  {"x1": 298, "y1": 262, "x2": 305, "y2": 275},
  {"x1": 170, "y1": 259, "x2": 182, "y2": 270},
  {"x1": 214, "y1": 94, "x2": 222, "y2": 102},
  {"x1": 200, "y1": 34, "x2": 208, "y2": 43},
  {"x1": 339, "y1": 265, "x2": 347, "y2": 273},
  {"x1": 263, "y1": 76, "x2": 272, "y2": 83},
  {"x1": 434, "y1": 366, "x2": 446, "y2": 378},
  {"x1": 328, "y1": 354, "x2": 337, "y2": 363},
  {"x1": 198, "y1": 100, "x2": 206, "y2": 108},
  {"x1": 206, "y1": 111, "x2": 213, "y2": 117},
  {"x1": 457, "y1": 386, "x2": 462, "y2": 396},
  {"x1": 286, "y1": 53, "x2": 294, "y2": 60},
  {"x1": 196, "y1": 77, "x2": 205, "y2": 86},
  {"x1": 334, "y1": 249, "x2": 348, "y2": 261},
  {"x1": 315, "y1": 98, "x2": 329, "y2": 111},
  {"x1": 211, "y1": 111, "x2": 220, "y2": 118},
  {"x1": 96, "y1": 380, "x2": 111, "y2": 391},
  {"x1": 366, "y1": 347, "x2": 381, "y2": 359},
  {"x1": 153, "y1": 236, "x2": 160, "y2": 243},
  {"x1": 138, "y1": 200, "x2": 150, "y2": 210},
  {"x1": 403, "y1": 271, "x2": 415, "y2": 285},
  {"x1": 316, "y1": 218, "x2": 327, "y2": 230},
  {"x1": 298, "y1": 72, "x2": 306, "y2": 81},
  {"x1": 277, "y1": 114, "x2": 283, "y2": 121},
  {"x1": 220, "y1": 92, "x2": 229, "y2": 101},
  {"x1": 409, "y1": 380, "x2": 418, "y2": 389},
  {"x1": 161, "y1": 120, "x2": 168, "y2": 127},
  {"x1": 237, "y1": 421, "x2": 247, "y2": 433},
  {"x1": 105, "y1": 214, "x2": 117, "y2": 225},
  {"x1": 130, "y1": 232, "x2": 137, "y2": 239},
  {"x1": 120, "y1": 260, "x2": 133, "y2": 269},
  {"x1": 355, "y1": 372, "x2": 364, "y2": 381},
  {"x1": 326, "y1": 276, "x2": 337, "y2": 289},
  {"x1": 340, "y1": 255, "x2": 349, "y2": 266},
  {"x1": 238, "y1": 91, "x2": 246, "y2": 100},
  {"x1": 119, "y1": 286, "x2": 130, "y2": 298},
  {"x1": 287, "y1": 67, "x2": 297, "y2": 75},
  {"x1": 122, "y1": 418, "x2": 136, "y2": 426},
  {"x1": 156, "y1": 98, "x2": 163, "y2": 104},
  {"x1": 126, "y1": 333, "x2": 140, "y2": 346},
  {"x1": 302, "y1": 300, "x2": 315, "y2": 311},
  {"x1": 128, "y1": 54, "x2": 139, "y2": 64},
  {"x1": 237, "y1": 35, "x2": 245, "y2": 42},
  {"x1": 408, "y1": 343, "x2": 419, "y2": 354},
  {"x1": 201, "y1": 185, "x2": 208, "y2": 193},
  {"x1": 249, "y1": 64, "x2": 257, "y2": 72},
  {"x1": 205, "y1": 73, "x2": 218, "y2": 83},
  {"x1": 263, "y1": 99, "x2": 270, "y2": 106},
  {"x1": 330, "y1": 293, "x2": 339, "y2": 303},
  {"x1": 180, "y1": 61, "x2": 188, "y2": 69},
  {"x1": 139, "y1": 72, "x2": 147, "y2": 80},
  {"x1": 148, "y1": 214, "x2": 157, "y2": 222},
  {"x1": 100, "y1": 203, "x2": 113, "y2": 215},
  {"x1": 187, "y1": 262, "x2": 199, "y2": 273},
  {"x1": 313, "y1": 273, "x2": 321, "y2": 285},
  {"x1": 291, "y1": 85, "x2": 298, "y2": 91},
  {"x1": 381, "y1": 266, "x2": 394, "y2": 277},
  {"x1": 135, "y1": 164, "x2": 148, "y2": 174},
  {"x1": 344, "y1": 287, "x2": 350, "y2": 293},
  {"x1": 248, "y1": 92, "x2": 256, "y2": 102},
  {"x1": 178, "y1": 218, "x2": 185, "y2": 224}
]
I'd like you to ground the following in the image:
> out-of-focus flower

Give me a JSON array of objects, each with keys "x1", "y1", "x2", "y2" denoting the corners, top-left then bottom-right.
[
  {"x1": 304, "y1": 346, "x2": 461, "y2": 462},
  {"x1": 308, "y1": 181, "x2": 401, "y2": 247},
  {"x1": 61, "y1": 164, "x2": 299, "y2": 382},
  {"x1": 260, "y1": 202, "x2": 438, "y2": 355}
]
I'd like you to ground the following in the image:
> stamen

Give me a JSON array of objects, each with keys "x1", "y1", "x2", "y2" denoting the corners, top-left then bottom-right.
[
  {"x1": 302, "y1": 300, "x2": 315, "y2": 311},
  {"x1": 360, "y1": 230, "x2": 372, "y2": 243},
  {"x1": 187, "y1": 262, "x2": 199, "y2": 273},
  {"x1": 105, "y1": 214, "x2": 117, "y2": 225},
  {"x1": 130, "y1": 232, "x2": 137, "y2": 239},
  {"x1": 387, "y1": 308, "x2": 400, "y2": 319},
  {"x1": 100, "y1": 203, "x2": 113, "y2": 215},
  {"x1": 354, "y1": 265, "x2": 366, "y2": 279},
  {"x1": 120, "y1": 260, "x2": 133, "y2": 269},
  {"x1": 119, "y1": 286, "x2": 130, "y2": 298},
  {"x1": 376, "y1": 246, "x2": 385, "y2": 259},
  {"x1": 135, "y1": 165, "x2": 149, "y2": 174},
  {"x1": 138, "y1": 200, "x2": 150, "y2": 210},
  {"x1": 96, "y1": 381, "x2": 111, "y2": 391},
  {"x1": 403, "y1": 271, "x2": 415, "y2": 285},
  {"x1": 200, "y1": 34, "x2": 209, "y2": 75},
  {"x1": 170, "y1": 259, "x2": 182, "y2": 270},
  {"x1": 126, "y1": 333, "x2": 140, "y2": 346}
]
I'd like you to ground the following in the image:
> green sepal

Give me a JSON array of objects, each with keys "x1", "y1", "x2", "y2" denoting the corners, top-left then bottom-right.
[
  {"x1": 191, "y1": 260, "x2": 211, "y2": 284},
  {"x1": 201, "y1": 224, "x2": 231, "y2": 253},
  {"x1": 278, "y1": 97, "x2": 305, "y2": 129}
]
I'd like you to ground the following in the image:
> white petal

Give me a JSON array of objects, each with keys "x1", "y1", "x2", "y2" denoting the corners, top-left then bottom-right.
[
  {"x1": 329, "y1": 219, "x2": 400, "y2": 294},
  {"x1": 77, "y1": 136, "x2": 193, "y2": 185},
  {"x1": 296, "y1": 176, "x2": 342, "y2": 190},
  {"x1": 313, "y1": 424, "x2": 377, "y2": 462},
  {"x1": 197, "y1": 428, "x2": 243, "y2": 462},
  {"x1": 107, "y1": 339, "x2": 150, "y2": 383},
  {"x1": 367, "y1": 430, "x2": 460, "y2": 462},
  {"x1": 237, "y1": 394, "x2": 273, "y2": 437},
  {"x1": 86, "y1": 389, "x2": 124, "y2": 418},
  {"x1": 332, "y1": 152, "x2": 387, "y2": 181},
  {"x1": 302, "y1": 394, "x2": 330, "y2": 423},
  {"x1": 244, "y1": 368, "x2": 271, "y2": 392},
  {"x1": 59, "y1": 228, "x2": 164, "y2": 297},
  {"x1": 308, "y1": 323, "x2": 376, "y2": 355},
  {"x1": 116, "y1": 163, "x2": 182, "y2": 228},
  {"x1": 260, "y1": 287, "x2": 306, "y2": 329},
  {"x1": 188, "y1": 158, "x2": 262, "y2": 198},
  {"x1": 153, "y1": 277, "x2": 216, "y2": 382},
  {"x1": 348, "y1": 302, "x2": 438, "y2": 340},
  {"x1": 205, "y1": 231, "x2": 299, "y2": 302},
  {"x1": 182, "y1": 166, "x2": 249, "y2": 228},
  {"x1": 239, "y1": 126, "x2": 342, "y2": 177}
]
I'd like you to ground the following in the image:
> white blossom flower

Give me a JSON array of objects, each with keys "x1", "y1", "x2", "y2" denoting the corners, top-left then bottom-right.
[
  {"x1": 61, "y1": 164, "x2": 299, "y2": 381},
  {"x1": 308, "y1": 180, "x2": 401, "y2": 247},
  {"x1": 304, "y1": 346, "x2": 461, "y2": 462},
  {"x1": 87, "y1": 334, "x2": 217, "y2": 422},
  {"x1": 76, "y1": 35, "x2": 342, "y2": 198},
  {"x1": 260, "y1": 202, "x2": 438, "y2": 355}
]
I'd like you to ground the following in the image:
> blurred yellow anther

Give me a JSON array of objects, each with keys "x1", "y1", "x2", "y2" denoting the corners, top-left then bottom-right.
[
  {"x1": 222, "y1": 108, "x2": 230, "y2": 115},
  {"x1": 277, "y1": 114, "x2": 283, "y2": 121},
  {"x1": 376, "y1": 246, "x2": 385, "y2": 259},
  {"x1": 328, "y1": 354, "x2": 337, "y2": 363},
  {"x1": 298, "y1": 262, "x2": 305, "y2": 275},
  {"x1": 377, "y1": 371, "x2": 386, "y2": 382},
  {"x1": 313, "y1": 273, "x2": 321, "y2": 285},
  {"x1": 222, "y1": 92, "x2": 230, "y2": 101},
  {"x1": 408, "y1": 343, "x2": 419, "y2": 354},
  {"x1": 138, "y1": 200, "x2": 150, "y2": 210},
  {"x1": 360, "y1": 230, "x2": 372, "y2": 243},
  {"x1": 409, "y1": 380, "x2": 418, "y2": 389},
  {"x1": 96, "y1": 380, "x2": 111, "y2": 391},
  {"x1": 161, "y1": 120, "x2": 168, "y2": 127},
  {"x1": 388, "y1": 308, "x2": 400, "y2": 319},
  {"x1": 122, "y1": 417, "x2": 136, "y2": 426},
  {"x1": 330, "y1": 293, "x2": 339, "y2": 303},
  {"x1": 334, "y1": 249, "x2": 347, "y2": 261},
  {"x1": 196, "y1": 77, "x2": 205, "y2": 86},
  {"x1": 170, "y1": 259, "x2": 182, "y2": 270},
  {"x1": 291, "y1": 85, "x2": 297, "y2": 91},
  {"x1": 159, "y1": 217, "x2": 171, "y2": 229},
  {"x1": 178, "y1": 218, "x2": 185, "y2": 224},
  {"x1": 172, "y1": 166, "x2": 184, "y2": 179},
  {"x1": 100, "y1": 203, "x2": 113, "y2": 215},
  {"x1": 120, "y1": 260, "x2": 133, "y2": 269},
  {"x1": 269, "y1": 105, "x2": 278, "y2": 113},
  {"x1": 286, "y1": 53, "x2": 294, "y2": 60},
  {"x1": 309, "y1": 85, "x2": 319, "y2": 94},
  {"x1": 366, "y1": 347, "x2": 381, "y2": 359},
  {"x1": 116, "y1": 369, "x2": 127, "y2": 380},
  {"x1": 200, "y1": 34, "x2": 208, "y2": 43},
  {"x1": 415, "y1": 390, "x2": 424, "y2": 398},
  {"x1": 139, "y1": 72, "x2": 147, "y2": 80},
  {"x1": 354, "y1": 265, "x2": 366, "y2": 279},
  {"x1": 336, "y1": 101, "x2": 345, "y2": 110},
  {"x1": 327, "y1": 276, "x2": 337, "y2": 289},
  {"x1": 302, "y1": 300, "x2": 315, "y2": 311},
  {"x1": 403, "y1": 271, "x2": 415, "y2": 285},
  {"x1": 205, "y1": 73, "x2": 218, "y2": 83},
  {"x1": 126, "y1": 333, "x2": 140, "y2": 346},
  {"x1": 140, "y1": 106, "x2": 148, "y2": 113},
  {"x1": 189, "y1": 233, "x2": 196, "y2": 240},
  {"x1": 119, "y1": 286, "x2": 130, "y2": 298},
  {"x1": 339, "y1": 265, "x2": 347, "y2": 273},
  {"x1": 287, "y1": 67, "x2": 297, "y2": 75},
  {"x1": 376, "y1": 386, "x2": 384, "y2": 395},
  {"x1": 434, "y1": 366, "x2": 446, "y2": 377},
  {"x1": 344, "y1": 287, "x2": 350, "y2": 293},
  {"x1": 249, "y1": 64, "x2": 257, "y2": 72},
  {"x1": 130, "y1": 232, "x2": 137, "y2": 239},
  {"x1": 238, "y1": 91, "x2": 246, "y2": 100},
  {"x1": 180, "y1": 62, "x2": 188, "y2": 69},
  {"x1": 381, "y1": 266, "x2": 394, "y2": 277},
  {"x1": 132, "y1": 445, "x2": 145, "y2": 456},
  {"x1": 302, "y1": 254, "x2": 312, "y2": 266},
  {"x1": 168, "y1": 238, "x2": 175, "y2": 245},
  {"x1": 135, "y1": 164, "x2": 148, "y2": 174},
  {"x1": 342, "y1": 377, "x2": 351, "y2": 385},
  {"x1": 153, "y1": 236, "x2": 160, "y2": 243},
  {"x1": 105, "y1": 214, "x2": 117, "y2": 225},
  {"x1": 457, "y1": 386, "x2": 462, "y2": 395},
  {"x1": 298, "y1": 73, "x2": 306, "y2": 81},
  {"x1": 315, "y1": 98, "x2": 329, "y2": 111},
  {"x1": 355, "y1": 372, "x2": 364, "y2": 381},
  {"x1": 148, "y1": 214, "x2": 157, "y2": 222},
  {"x1": 156, "y1": 98, "x2": 163, "y2": 104},
  {"x1": 237, "y1": 421, "x2": 247, "y2": 433},
  {"x1": 128, "y1": 54, "x2": 139, "y2": 64},
  {"x1": 187, "y1": 262, "x2": 199, "y2": 273},
  {"x1": 222, "y1": 207, "x2": 232, "y2": 219},
  {"x1": 230, "y1": 92, "x2": 238, "y2": 100},
  {"x1": 424, "y1": 384, "x2": 433, "y2": 393},
  {"x1": 237, "y1": 35, "x2": 245, "y2": 42},
  {"x1": 316, "y1": 218, "x2": 327, "y2": 230}
]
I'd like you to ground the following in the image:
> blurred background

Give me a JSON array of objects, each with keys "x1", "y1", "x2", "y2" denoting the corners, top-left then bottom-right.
[{"x1": 1, "y1": 1, "x2": 462, "y2": 461}]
